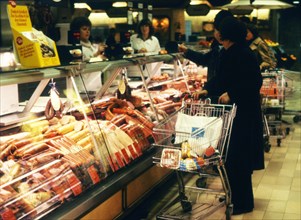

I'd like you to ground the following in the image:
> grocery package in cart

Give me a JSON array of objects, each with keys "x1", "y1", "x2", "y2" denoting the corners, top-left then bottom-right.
[
  {"x1": 153, "y1": 100, "x2": 236, "y2": 220},
  {"x1": 261, "y1": 70, "x2": 286, "y2": 107}
]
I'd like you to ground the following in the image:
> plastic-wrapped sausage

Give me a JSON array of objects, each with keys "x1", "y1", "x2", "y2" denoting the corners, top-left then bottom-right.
[
  {"x1": 110, "y1": 114, "x2": 126, "y2": 126},
  {"x1": 132, "y1": 110, "x2": 155, "y2": 130},
  {"x1": 45, "y1": 99, "x2": 55, "y2": 120},
  {"x1": 14, "y1": 142, "x2": 49, "y2": 158},
  {"x1": 27, "y1": 150, "x2": 62, "y2": 167},
  {"x1": 0, "y1": 143, "x2": 15, "y2": 160},
  {"x1": 154, "y1": 100, "x2": 173, "y2": 108},
  {"x1": 57, "y1": 122, "x2": 76, "y2": 134}
]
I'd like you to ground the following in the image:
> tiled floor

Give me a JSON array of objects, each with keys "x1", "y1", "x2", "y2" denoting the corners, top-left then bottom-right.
[
  {"x1": 125, "y1": 71, "x2": 301, "y2": 220},
  {"x1": 230, "y1": 122, "x2": 301, "y2": 220}
]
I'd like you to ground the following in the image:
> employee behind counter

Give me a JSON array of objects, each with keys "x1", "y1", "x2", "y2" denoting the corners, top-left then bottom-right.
[
  {"x1": 69, "y1": 16, "x2": 106, "y2": 93},
  {"x1": 130, "y1": 18, "x2": 161, "y2": 54},
  {"x1": 127, "y1": 18, "x2": 161, "y2": 78}
]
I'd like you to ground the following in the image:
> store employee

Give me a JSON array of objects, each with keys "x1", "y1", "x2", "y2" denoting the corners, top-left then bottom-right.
[
  {"x1": 69, "y1": 16, "x2": 104, "y2": 92},
  {"x1": 70, "y1": 16, "x2": 106, "y2": 61},
  {"x1": 130, "y1": 18, "x2": 161, "y2": 54}
]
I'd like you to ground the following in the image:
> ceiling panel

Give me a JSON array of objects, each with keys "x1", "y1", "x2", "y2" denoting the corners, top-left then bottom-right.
[
  {"x1": 70, "y1": 0, "x2": 301, "y2": 10},
  {"x1": 73, "y1": 0, "x2": 191, "y2": 10}
]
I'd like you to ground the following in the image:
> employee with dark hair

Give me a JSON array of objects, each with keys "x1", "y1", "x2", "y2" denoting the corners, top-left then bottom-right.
[
  {"x1": 70, "y1": 16, "x2": 106, "y2": 61},
  {"x1": 195, "y1": 17, "x2": 264, "y2": 215},
  {"x1": 130, "y1": 18, "x2": 161, "y2": 54},
  {"x1": 70, "y1": 16, "x2": 105, "y2": 91}
]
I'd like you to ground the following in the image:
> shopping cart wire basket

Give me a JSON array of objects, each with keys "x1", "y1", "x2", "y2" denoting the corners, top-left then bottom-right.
[{"x1": 152, "y1": 100, "x2": 236, "y2": 220}]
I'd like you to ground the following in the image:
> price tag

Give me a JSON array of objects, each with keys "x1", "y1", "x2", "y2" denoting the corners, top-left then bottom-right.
[
  {"x1": 67, "y1": 173, "x2": 83, "y2": 196},
  {"x1": 87, "y1": 165, "x2": 100, "y2": 184}
]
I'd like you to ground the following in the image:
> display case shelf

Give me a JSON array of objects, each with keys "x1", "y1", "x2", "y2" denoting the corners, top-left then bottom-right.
[{"x1": 0, "y1": 54, "x2": 181, "y2": 220}]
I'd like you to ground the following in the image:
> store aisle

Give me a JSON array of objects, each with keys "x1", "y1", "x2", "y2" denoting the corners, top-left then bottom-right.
[
  {"x1": 124, "y1": 71, "x2": 300, "y2": 220},
  {"x1": 234, "y1": 71, "x2": 301, "y2": 220},
  {"x1": 236, "y1": 121, "x2": 301, "y2": 220}
]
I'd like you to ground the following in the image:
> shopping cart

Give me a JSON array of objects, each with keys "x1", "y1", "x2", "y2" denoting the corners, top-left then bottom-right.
[
  {"x1": 282, "y1": 73, "x2": 301, "y2": 123},
  {"x1": 152, "y1": 100, "x2": 236, "y2": 220},
  {"x1": 262, "y1": 112, "x2": 271, "y2": 153},
  {"x1": 261, "y1": 70, "x2": 287, "y2": 146}
]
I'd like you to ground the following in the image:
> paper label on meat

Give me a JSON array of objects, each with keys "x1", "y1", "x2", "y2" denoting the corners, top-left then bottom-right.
[
  {"x1": 118, "y1": 80, "x2": 126, "y2": 94},
  {"x1": 50, "y1": 89, "x2": 61, "y2": 111}
]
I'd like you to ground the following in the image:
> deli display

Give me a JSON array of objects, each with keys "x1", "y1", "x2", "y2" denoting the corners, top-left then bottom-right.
[{"x1": 0, "y1": 54, "x2": 206, "y2": 219}]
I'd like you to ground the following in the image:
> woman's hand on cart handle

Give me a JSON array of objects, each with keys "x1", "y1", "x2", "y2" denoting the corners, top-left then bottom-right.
[
  {"x1": 218, "y1": 92, "x2": 230, "y2": 104},
  {"x1": 192, "y1": 90, "x2": 208, "y2": 100}
]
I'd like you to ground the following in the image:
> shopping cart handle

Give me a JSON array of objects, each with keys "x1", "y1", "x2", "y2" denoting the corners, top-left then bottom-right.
[
  {"x1": 201, "y1": 96, "x2": 220, "y2": 104},
  {"x1": 183, "y1": 97, "x2": 214, "y2": 105},
  {"x1": 201, "y1": 98, "x2": 211, "y2": 105}
]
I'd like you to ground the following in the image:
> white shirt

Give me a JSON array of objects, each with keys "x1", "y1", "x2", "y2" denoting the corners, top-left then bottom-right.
[
  {"x1": 80, "y1": 40, "x2": 98, "y2": 61},
  {"x1": 130, "y1": 34, "x2": 161, "y2": 54},
  {"x1": 76, "y1": 40, "x2": 102, "y2": 92}
]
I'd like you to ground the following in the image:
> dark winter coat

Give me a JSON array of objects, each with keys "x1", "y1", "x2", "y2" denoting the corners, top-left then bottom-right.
[
  {"x1": 205, "y1": 42, "x2": 265, "y2": 212},
  {"x1": 184, "y1": 40, "x2": 221, "y2": 82},
  {"x1": 211, "y1": 43, "x2": 265, "y2": 172}
]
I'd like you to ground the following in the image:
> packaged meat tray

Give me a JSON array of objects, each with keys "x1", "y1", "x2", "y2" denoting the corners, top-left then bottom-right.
[{"x1": 160, "y1": 148, "x2": 181, "y2": 169}]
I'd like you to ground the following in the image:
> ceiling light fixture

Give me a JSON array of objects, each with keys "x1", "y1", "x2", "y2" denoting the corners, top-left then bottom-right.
[
  {"x1": 112, "y1": 2, "x2": 127, "y2": 7},
  {"x1": 74, "y1": 3, "x2": 92, "y2": 11},
  {"x1": 190, "y1": 0, "x2": 202, "y2": 5},
  {"x1": 132, "y1": 11, "x2": 138, "y2": 18},
  {"x1": 190, "y1": 0, "x2": 211, "y2": 6}
]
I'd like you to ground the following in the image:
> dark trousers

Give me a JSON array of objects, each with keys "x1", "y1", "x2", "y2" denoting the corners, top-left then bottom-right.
[{"x1": 226, "y1": 165, "x2": 254, "y2": 214}]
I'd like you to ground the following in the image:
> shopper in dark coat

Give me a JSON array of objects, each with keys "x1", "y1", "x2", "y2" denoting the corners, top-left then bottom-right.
[{"x1": 194, "y1": 17, "x2": 265, "y2": 215}]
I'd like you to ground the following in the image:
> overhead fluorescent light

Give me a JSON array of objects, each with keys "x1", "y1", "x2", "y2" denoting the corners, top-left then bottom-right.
[
  {"x1": 112, "y1": 2, "x2": 127, "y2": 7},
  {"x1": 292, "y1": 1, "x2": 299, "y2": 4},
  {"x1": 74, "y1": 3, "x2": 92, "y2": 11},
  {"x1": 190, "y1": 0, "x2": 203, "y2": 5},
  {"x1": 190, "y1": 0, "x2": 211, "y2": 6},
  {"x1": 190, "y1": 0, "x2": 201, "y2": 5}
]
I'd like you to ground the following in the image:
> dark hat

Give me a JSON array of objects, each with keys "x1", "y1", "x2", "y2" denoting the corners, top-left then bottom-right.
[
  {"x1": 219, "y1": 17, "x2": 247, "y2": 44},
  {"x1": 246, "y1": 23, "x2": 259, "y2": 38},
  {"x1": 213, "y1": 10, "x2": 233, "y2": 31}
]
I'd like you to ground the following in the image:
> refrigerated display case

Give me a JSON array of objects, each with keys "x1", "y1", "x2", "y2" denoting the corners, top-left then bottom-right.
[{"x1": 0, "y1": 53, "x2": 193, "y2": 219}]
